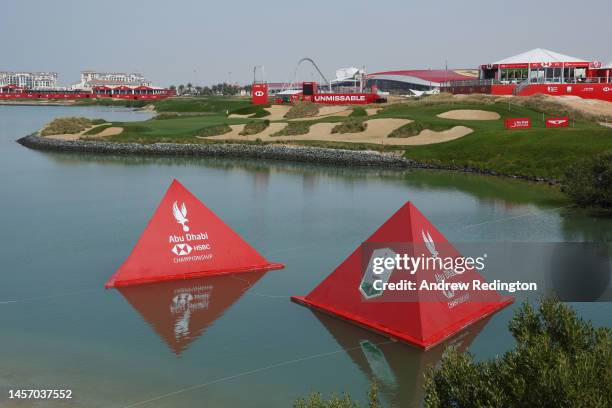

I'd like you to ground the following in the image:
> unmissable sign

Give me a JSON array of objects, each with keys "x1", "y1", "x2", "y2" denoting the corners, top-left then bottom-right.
[
  {"x1": 545, "y1": 117, "x2": 570, "y2": 128},
  {"x1": 504, "y1": 118, "x2": 532, "y2": 129}
]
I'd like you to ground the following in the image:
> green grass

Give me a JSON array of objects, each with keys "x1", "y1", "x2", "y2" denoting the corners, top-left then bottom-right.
[
  {"x1": 72, "y1": 95, "x2": 612, "y2": 181},
  {"x1": 407, "y1": 127, "x2": 612, "y2": 180},
  {"x1": 374, "y1": 100, "x2": 611, "y2": 179},
  {"x1": 152, "y1": 97, "x2": 252, "y2": 113},
  {"x1": 230, "y1": 104, "x2": 271, "y2": 118},
  {"x1": 82, "y1": 124, "x2": 114, "y2": 135}
]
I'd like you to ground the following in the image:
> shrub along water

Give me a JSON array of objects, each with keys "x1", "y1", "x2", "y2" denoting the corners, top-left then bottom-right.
[
  {"x1": 423, "y1": 299, "x2": 611, "y2": 408},
  {"x1": 240, "y1": 120, "x2": 270, "y2": 136},
  {"x1": 331, "y1": 118, "x2": 367, "y2": 134},
  {"x1": 295, "y1": 299, "x2": 611, "y2": 408},
  {"x1": 284, "y1": 101, "x2": 319, "y2": 119},
  {"x1": 41, "y1": 117, "x2": 101, "y2": 136},
  {"x1": 563, "y1": 152, "x2": 612, "y2": 209},
  {"x1": 388, "y1": 121, "x2": 453, "y2": 138},
  {"x1": 271, "y1": 121, "x2": 312, "y2": 136}
]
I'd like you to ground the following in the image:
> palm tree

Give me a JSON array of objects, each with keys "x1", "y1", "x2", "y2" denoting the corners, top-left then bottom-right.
[
  {"x1": 186, "y1": 83, "x2": 193, "y2": 95},
  {"x1": 177, "y1": 84, "x2": 185, "y2": 95}
]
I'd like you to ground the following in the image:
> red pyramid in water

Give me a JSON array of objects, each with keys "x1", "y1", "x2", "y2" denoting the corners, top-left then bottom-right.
[
  {"x1": 291, "y1": 202, "x2": 512, "y2": 349},
  {"x1": 105, "y1": 179, "x2": 284, "y2": 288}
]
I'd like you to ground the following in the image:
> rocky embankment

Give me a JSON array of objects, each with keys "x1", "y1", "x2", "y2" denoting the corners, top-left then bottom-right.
[
  {"x1": 16, "y1": 134, "x2": 556, "y2": 183},
  {"x1": 17, "y1": 134, "x2": 411, "y2": 167}
]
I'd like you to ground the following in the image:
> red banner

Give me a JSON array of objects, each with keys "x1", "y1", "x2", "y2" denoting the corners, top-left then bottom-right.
[
  {"x1": 546, "y1": 117, "x2": 570, "y2": 128},
  {"x1": 505, "y1": 118, "x2": 532, "y2": 129},
  {"x1": 312, "y1": 93, "x2": 377, "y2": 105},
  {"x1": 251, "y1": 83, "x2": 268, "y2": 105}
]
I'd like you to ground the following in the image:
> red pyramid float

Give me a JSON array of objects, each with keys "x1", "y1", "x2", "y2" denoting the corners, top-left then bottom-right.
[
  {"x1": 291, "y1": 202, "x2": 512, "y2": 349},
  {"x1": 118, "y1": 271, "x2": 266, "y2": 355},
  {"x1": 105, "y1": 179, "x2": 284, "y2": 288}
]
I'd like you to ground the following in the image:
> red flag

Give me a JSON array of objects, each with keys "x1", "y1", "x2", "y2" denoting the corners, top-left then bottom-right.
[{"x1": 105, "y1": 180, "x2": 283, "y2": 288}]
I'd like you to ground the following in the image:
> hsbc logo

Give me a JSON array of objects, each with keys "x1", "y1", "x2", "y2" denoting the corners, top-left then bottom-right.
[
  {"x1": 254, "y1": 90, "x2": 264, "y2": 97},
  {"x1": 172, "y1": 243, "x2": 193, "y2": 256},
  {"x1": 604, "y1": 87, "x2": 611, "y2": 92}
]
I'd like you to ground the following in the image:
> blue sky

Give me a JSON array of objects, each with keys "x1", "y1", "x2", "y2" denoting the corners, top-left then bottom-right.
[{"x1": 3, "y1": 0, "x2": 611, "y2": 86}]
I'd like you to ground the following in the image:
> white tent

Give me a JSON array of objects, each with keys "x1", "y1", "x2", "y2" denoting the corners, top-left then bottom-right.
[{"x1": 494, "y1": 48, "x2": 587, "y2": 65}]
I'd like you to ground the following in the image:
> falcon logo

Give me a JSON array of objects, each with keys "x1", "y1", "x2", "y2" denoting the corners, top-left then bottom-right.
[
  {"x1": 172, "y1": 201, "x2": 190, "y2": 232},
  {"x1": 422, "y1": 230, "x2": 438, "y2": 258},
  {"x1": 254, "y1": 91, "x2": 264, "y2": 97},
  {"x1": 172, "y1": 243, "x2": 193, "y2": 256}
]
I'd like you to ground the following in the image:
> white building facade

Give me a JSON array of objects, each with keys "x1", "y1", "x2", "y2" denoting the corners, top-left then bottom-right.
[
  {"x1": 72, "y1": 71, "x2": 151, "y2": 90},
  {"x1": 0, "y1": 72, "x2": 58, "y2": 89}
]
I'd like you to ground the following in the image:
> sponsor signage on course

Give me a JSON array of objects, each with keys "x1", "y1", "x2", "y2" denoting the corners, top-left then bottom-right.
[
  {"x1": 504, "y1": 118, "x2": 532, "y2": 129},
  {"x1": 545, "y1": 117, "x2": 570, "y2": 128},
  {"x1": 251, "y1": 83, "x2": 268, "y2": 105}
]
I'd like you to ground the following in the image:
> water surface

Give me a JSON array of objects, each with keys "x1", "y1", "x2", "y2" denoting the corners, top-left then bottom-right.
[{"x1": 0, "y1": 105, "x2": 610, "y2": 407}]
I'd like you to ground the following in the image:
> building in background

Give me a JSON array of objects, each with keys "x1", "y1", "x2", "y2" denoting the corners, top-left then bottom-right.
[
  {"x1": 71, "y1": 71, "x2": 151, "y2": 91},
  {"x1": 366, "y1": 69, "x2": 478, "y2": 93},
  {"x1": 442, "y1": 48, "x2": 612, "y2": 101},
  {"x1": 0, "y1": 72, "x2": 58, "y2": 89}
]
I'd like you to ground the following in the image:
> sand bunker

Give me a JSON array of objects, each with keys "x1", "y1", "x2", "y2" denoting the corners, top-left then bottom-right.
[
  {"x1": 228, "y1": 113, "x2": 254, "y2": 119},
  {"x1": 210, "y1": 118, "x2": 415, "y2": 145},
  {"x1": 207, "y1": 122, "x2": 288, "y2": 140},
  {"x1": 287, "y1": 105, "x2": 352, "y2": 121},
  {"x1": 400, "y1": 126, "x2": 473, "y2": 145},
  {"x1": 437, "y1": 110, "x2": 500, "y2": 120},
  {"x1": 552, "y1": 95, "x2": 612, "y2": 118},
  {"x1": 366, "y1": 108, "x2": 382, "y2": 116},
  {"x1": 96, "y1": 127, "x2": 123, "y2": 137},
  {"x1": 44, "y1": 123, "x2": 123, "y2": 141},
  {"x1": 264, "y1": 105, "x2": 292, "y2": 120}
]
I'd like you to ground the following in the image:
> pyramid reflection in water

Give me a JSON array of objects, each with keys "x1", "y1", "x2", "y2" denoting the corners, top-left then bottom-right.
[
  {"x1": 118, "y1": 270, "x2": 266, "y2": 355},
  {"x1": 313, "y1": 312, "x2": 491, "y2": 408}
]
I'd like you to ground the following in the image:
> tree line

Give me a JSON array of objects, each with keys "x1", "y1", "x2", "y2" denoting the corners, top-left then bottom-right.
[{"x1": 169, "y1": 83, "x2": 251, "y2": 96}]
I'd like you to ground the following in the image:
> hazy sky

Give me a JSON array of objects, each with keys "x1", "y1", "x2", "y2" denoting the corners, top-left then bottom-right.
[{"x1": 3, "y1": 0, "x2": 611, "y2": 87}]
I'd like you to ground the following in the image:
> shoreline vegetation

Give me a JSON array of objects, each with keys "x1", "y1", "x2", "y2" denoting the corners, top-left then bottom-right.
[
  {"x1": 13, "y1": 94, "x2": 612, "y2": 192},
  {"x1": 294, "y1": 299, "x2": 611, "y2": 408}
]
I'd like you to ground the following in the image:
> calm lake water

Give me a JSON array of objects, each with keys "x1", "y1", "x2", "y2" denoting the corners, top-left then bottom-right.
[{"x1": 0, "y1": 105, "x2": 610, "y2": 407}]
